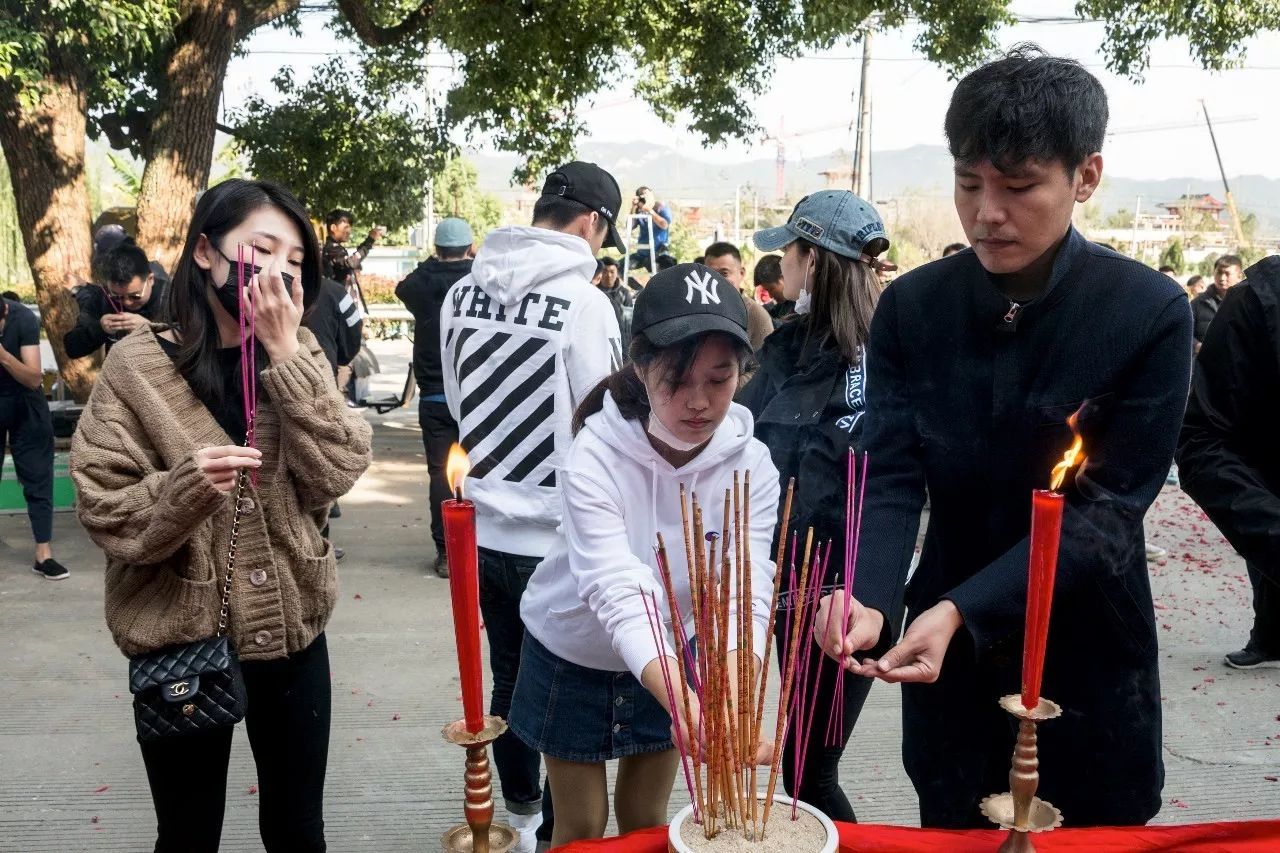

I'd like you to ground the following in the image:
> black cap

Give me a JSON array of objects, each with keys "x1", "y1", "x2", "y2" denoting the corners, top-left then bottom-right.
[
  {"x1": 632, "y1": 263, "x2": 750, "y2": 348},
  {"x1": 541, "y1": 161, "x2": 624, "y2": 251}
]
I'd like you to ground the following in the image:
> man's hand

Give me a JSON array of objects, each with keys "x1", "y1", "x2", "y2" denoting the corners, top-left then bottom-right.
[
  {"x1": 101, "y1": 312, "x2": 147, "y2": 335},
  {"x1": 814, "y1": 592, "x2": 885, "y2": 671},
  {"x1": 851, "y1": 600, "x2": 964, "y2": 684},
  {"x1": 369, "y1": 226, "x2": 387, "y2": 241}
]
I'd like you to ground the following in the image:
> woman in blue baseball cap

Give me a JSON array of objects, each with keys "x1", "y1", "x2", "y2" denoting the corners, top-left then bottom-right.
[{"x1": 737, "y1": 189, "x2": 894, "y2": 821}]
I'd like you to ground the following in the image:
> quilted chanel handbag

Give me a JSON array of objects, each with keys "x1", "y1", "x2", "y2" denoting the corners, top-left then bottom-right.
[{"x1": 128, "y1": 471, "x2": 251, "y2": 741}]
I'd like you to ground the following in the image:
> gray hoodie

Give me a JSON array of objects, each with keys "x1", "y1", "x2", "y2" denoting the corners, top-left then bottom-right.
[{"x1": 440, "y1": 225, "x2": 622, "y2": 556}]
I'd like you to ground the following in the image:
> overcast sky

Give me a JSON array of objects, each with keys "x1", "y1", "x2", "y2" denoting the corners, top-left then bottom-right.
[{"x1": 225, "y1": 1, "x2": 1280, "y2": 181}]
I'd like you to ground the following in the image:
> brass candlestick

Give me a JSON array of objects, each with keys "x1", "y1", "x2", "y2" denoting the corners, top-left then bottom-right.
[
  {"x1": 979, "y1": 695, "x2": 1064, "y2": 853},
  {"x1": 440, "y1": 716, "x2": 517, "y2": 853}
]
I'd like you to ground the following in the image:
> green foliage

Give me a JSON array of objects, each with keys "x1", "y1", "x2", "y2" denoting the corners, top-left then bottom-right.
[
  {"x1": 1159, "y1": 237, "x2": 1184, "y2": 274},
  {"x1": 1075, "y1": 1, "x2": 1280, "y2": 79},
  {"x1": 233, "y1": 59, "x2": 440, "y2": 230},
  {"x1": 431, "y1": 157, "x2": 504, "y2": 241},
  {"x1": 106, "y1": 152, "x2": 142, "y2": 203},
  {"x1": 0, "y1": 1, "x2": 173, "y2": 108}
]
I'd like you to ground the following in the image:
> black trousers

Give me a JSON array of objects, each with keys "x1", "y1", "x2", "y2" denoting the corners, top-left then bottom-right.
[
  {"x1": 478, "y1": 548, "x2": 553, "y2": 838},
  {"x1": 419, "y1": 398, "x2": 458, "y2": 555},
  {"x1": 1247, "y1": 561, "x2": 1280, "y2": 657},
  {"x1": 139, "y1": 634, "x2": 332, "y2": 853},
  {"x1": 775, "y1": 607, "x2": 874, "y2": 821},
  {"x1": 0, "y1": 392, "x2": 53, "y2": 543}
]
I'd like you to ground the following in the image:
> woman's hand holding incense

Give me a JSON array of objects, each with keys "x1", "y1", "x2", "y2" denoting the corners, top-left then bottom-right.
[
  {"x1": 643, "y1": 656, "x2": 703, "y2": 762},
  {"x1": 814, "y1": 591, "x2": 885, "y2": 671},
  {"x1": 852, "y1": 599, "x2": 963, "y2": 684},
  {"x1": 250, "y1": 267, "x2": 303, "y2": 363},
  {"x1": 196, "y1": 445, "x2": 263, "y2": 493}
]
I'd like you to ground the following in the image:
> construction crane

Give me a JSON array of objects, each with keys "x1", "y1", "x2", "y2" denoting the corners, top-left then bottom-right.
[
  {"x1": 760, "y1": 119, "x2": 853, "y2": 201},
  {"x1": 1201, "y1": 101, "x2": 1249, "y2": 249}
]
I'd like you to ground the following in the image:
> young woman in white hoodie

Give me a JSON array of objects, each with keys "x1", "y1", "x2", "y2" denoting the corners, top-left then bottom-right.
[{"x1": 510, "y1": 263, "x2": 780, "y2": 845}]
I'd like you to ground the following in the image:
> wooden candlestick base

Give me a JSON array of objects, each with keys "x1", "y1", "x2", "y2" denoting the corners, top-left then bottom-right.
[
  {"x1": 441, "y1": 716, "x2": 517, "y2": 853},
  {"x1": 979, "y1": 695, "x2": 1064, "y2": 853}
]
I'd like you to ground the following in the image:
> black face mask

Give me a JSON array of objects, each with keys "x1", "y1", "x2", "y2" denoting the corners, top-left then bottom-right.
[{"x1": 212, "y1": 248, "x2": 296, "y2": 319}]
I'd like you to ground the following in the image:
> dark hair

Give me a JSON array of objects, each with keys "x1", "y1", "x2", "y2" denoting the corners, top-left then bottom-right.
[
  {"x1": 794, "y1": 237, "x2": 882, "y2": 364},
  {"x1": 945, "y1": 44, "x2": 1108, "y2": 173},
  {"x1": 167, "y1": 179, "x2": 322, "y2": 409},
  {"x1": 942, "y1": 243, "x2": 968, "y2": 257},
  {"x1": 531, "y1": 196, "x2": 605, "y2": 239},
  {"x1": 703, "y1": 241, "x2": 741, "y2": 263},
  {"x1": 1157, "y1": 265, "x2": 1176, "y2": 274},
  {"x1": 1186, "y1": 275, "x2": 1203, "y2": 288},
  {"x1": 601, "y1": 256, "x2": 618, "y2": 268},
  {"x1": 437, "y1": 244, "x2": 469, "y2": 261},
  {"x1": 325, "y1": 209, "x2": 353, "y2": 228},
  {"x1": 753, "y1": 254, "x2": 782, "y2": 286},
  {"x1": 572, "y1": 331, "x2": 753, "y2": 435},
  {"x1": 96, "y1": 238, "x2": 151, "y2": 285},
  {"x1": 1214, "y1": 254, "x2": 1243, "y2": 272},
  {"x1": 693, "y1": 256, "x2": 704, "y2": 266},
  {"x1": 1, "y1": 290, "x2": 19, "y2": 302},
  {"x1": 657, "y1": 253, "x2": 677, "y2": 270}
]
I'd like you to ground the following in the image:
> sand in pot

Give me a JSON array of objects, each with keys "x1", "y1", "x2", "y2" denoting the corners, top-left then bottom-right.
[{"x1": 678, "y1": 803, "x2": 826, "y2": 853}]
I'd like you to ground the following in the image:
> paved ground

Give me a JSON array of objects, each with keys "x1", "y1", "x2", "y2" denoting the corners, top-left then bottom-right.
[{"x1": 1, "y1": 339, "x2": 1277, "y2": 851}]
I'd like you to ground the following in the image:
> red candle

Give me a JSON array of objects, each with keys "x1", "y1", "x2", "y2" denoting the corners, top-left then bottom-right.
[
  {"x1": 443, "y1": 444, "x2": 484, "y2": 733},
  {"x1": 1021, "y1": 414, "x2": 1084, "y2": 710},
  {"x1": 1022, "y1": 489, "x2": 1064, "y2": 709}
]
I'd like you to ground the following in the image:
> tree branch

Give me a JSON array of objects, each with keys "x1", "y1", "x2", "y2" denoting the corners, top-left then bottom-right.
[
  {"x1": 244, "y1": 0, "x2": 303, "y2": 31},
  {"x1": 335, "y1": 0, "x2": 433, "y2": 47}
]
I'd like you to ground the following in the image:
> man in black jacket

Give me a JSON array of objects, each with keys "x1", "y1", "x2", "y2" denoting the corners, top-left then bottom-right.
[
  {"x1": 1178, "y1": 256, "x2": 1280, "y2": 669},
  {"x1": 1190, "y1": 254, "x2": 1243, "y2": 352},
  {"x1": 302, "y1": 278, "x2": 363, "y2": 377},
  {"x1": 322, "y1": 208, "x2": 385, "y2": 289},
  {"x1": 818, "y1": 46, "x2": 1191, "y2": 827},
  {"x1": 65, "y1": 239, "x2": 168, "y2": 359},
  {"x1": 395, "y1": 217, "x2": 475, "y2": 577}
]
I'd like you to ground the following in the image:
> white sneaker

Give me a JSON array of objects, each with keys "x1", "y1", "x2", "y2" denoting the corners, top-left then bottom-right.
[
  {"x1": 1145, "y1": 542, "x2": 1168, "y2": 561},
  {"x1": 507, "y1": 811, "x2": 542, "y2": 853}
]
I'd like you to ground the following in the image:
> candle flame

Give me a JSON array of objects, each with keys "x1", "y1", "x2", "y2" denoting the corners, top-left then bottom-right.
[
  {"x1": 446, "y1": 443, "x2": 471, "y2": 497},
  {"x1": 1049, "y1": 412, "x2": 1085, "y2": 492}
]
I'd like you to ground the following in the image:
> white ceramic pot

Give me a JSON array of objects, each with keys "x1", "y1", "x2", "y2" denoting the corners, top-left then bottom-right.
[{"x1": 667, "y1": 795, "x2": 838, "y2": 853}]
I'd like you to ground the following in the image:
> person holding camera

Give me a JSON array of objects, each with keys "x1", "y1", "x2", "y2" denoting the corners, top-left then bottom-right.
[
  {"x1": 64, "y1": 238, "x2": 169, "y2": 359},
  {"x1": 322, "y1": 208, "x2": 385, "y2": 290},
  {"x1": 629, "y1": 186, "x2": 671, "y2": 270}
]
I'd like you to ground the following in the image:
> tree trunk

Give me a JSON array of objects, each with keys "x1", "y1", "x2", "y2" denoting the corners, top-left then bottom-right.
[
  {"x1": 0, "y1": 56, "x2": 100, "y2": 402},
  {"x1": 135, "y1": 0, "x2": 244, "y2": 271}
]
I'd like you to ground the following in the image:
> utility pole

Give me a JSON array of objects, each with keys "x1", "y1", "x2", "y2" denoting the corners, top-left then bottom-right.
[
  {"x1": 1201, "y1": 100, "x2": 1248, "y2": 249},
  {"x1": 1129, "y1": 195, "x2": 1142, "y2": 258},
  {"x1": 851, "y1": 24, "x2": 873, "y2": 198}
]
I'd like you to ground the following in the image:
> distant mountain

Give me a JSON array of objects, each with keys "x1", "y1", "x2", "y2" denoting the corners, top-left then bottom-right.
[{"x1": 465, "y1": 141, "x2": 1280, "y2": 231}]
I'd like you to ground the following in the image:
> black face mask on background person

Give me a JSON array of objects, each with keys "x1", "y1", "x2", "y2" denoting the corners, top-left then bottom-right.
[{"x1": 212, "y1": 246, "x2": 295, "y2": 320}]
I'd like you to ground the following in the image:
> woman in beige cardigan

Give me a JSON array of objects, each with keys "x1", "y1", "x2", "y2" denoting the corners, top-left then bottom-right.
[{"x1": 71, "y1": 179, "x2": 372, "y2": 853}]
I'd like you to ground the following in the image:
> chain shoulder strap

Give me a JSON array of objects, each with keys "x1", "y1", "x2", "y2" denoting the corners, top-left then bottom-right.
[{"x1": 216, "y1": 468, "x2": 251, "y2": 636}]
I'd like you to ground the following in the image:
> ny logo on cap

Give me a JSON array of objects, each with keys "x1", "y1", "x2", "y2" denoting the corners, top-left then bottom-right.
[{"x1": 684, "y1": 270, "x2": 721, "y2": 305}]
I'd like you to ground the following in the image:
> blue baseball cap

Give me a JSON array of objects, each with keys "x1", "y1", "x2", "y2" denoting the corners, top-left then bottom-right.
[
  {"x1": 434, "y1": 217, "x2": 474, "y2": 248},
  {"x1": 752, "y1": 190, "x2": 890, "y2": 262}
]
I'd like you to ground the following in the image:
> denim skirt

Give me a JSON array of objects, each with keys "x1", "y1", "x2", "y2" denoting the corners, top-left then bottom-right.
[{"x1": 509, "y1": 633, "x2": 674, "y2": 763}]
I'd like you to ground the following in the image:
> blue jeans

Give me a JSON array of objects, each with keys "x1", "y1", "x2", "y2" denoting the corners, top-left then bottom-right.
[{"x1": 479, "y1": 548, "x2": 553, "y2": 836}]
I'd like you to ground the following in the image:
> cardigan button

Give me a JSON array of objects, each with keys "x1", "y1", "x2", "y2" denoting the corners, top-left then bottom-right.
[
  {"x1": 240, "y1": 498, "x2": 256, "y2": 511},
  {"x1": 254, "y1": 630, "x2": 271, "y2": 646},
  {"x1": 249, "y1": 569, "x2": 267, "y2": 587}
]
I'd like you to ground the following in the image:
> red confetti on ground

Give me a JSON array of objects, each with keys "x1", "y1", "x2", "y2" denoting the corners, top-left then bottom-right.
[
  {"x1": 90, "y1": 816, "x2": 99, "y2": 824},
  {"x1": 391, "y1": 713, "x2": 401, "y2": 721},
  {"x1": 351, "y1": 688, "x2": 360, "y2": 694},
  {"x1": 248, "y1": 784, "x2": 258, "y2": 795},
  {"x1": 367, "y1": 700, "x2": 374, "y2": 707},
  {"x1": 1265, "y1": 776, "x2": 1278, "y2": 782},
  {"x1": 353, "y1": 593, "x2": 363, "y2": 600},
  {"x1": 1203, "y1": 677, "x2": 1215, "y2": 683},
  {"x1": 93, "y1": 785, "x2": 109, "y2": 794},
  {"x1": 1171, "y1": 799, "x2": 1190, "y2": 809}
]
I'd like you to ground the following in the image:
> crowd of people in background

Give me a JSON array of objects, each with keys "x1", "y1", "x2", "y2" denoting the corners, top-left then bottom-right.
[{"x1": 0, "y1": 37, "x2": 1268, "y2": 853}]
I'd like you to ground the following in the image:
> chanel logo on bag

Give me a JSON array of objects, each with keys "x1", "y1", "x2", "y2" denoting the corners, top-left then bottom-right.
[
  {"x1": 684, "y1": 270, "x2": 721, "y2": 305},
  {"x1": 168, "y1": 681, "x2": 190, "y2": 698}
]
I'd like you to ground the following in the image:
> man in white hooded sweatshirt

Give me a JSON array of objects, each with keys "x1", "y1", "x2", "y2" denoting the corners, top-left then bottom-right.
[{"x1": 440, "y1": 161, "x2": 624, "y2": 849}]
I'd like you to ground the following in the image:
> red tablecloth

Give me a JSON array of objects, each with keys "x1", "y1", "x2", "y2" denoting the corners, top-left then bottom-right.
[{"x1": 557, "y1": 820, "x2": 1280, "y2": 852}]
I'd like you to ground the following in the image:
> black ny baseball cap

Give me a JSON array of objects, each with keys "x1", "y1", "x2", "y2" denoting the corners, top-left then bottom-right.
[
  {"x1": 541, "y1": 161, "x2": 624, "y2": 251},
  {"x1": 632, "y1": 263, "x2": 750, "y2": 348}
]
